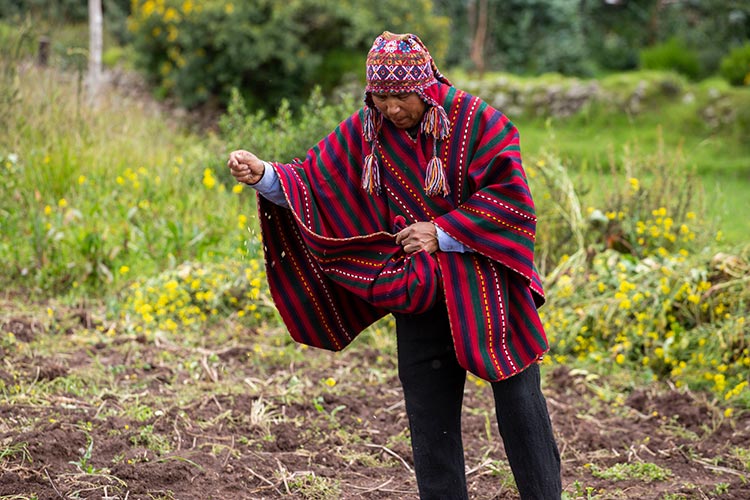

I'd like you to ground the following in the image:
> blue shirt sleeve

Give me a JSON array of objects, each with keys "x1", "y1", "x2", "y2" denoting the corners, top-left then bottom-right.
[
  {"x1": 436, "y1": 226, "x2": 473, "y2": 253},
  {"x1": 251, "y1": 162, "x2": 289, "y2": 208}
]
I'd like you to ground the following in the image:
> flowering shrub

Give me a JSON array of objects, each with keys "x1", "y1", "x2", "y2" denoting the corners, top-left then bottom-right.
[
  {"x1": 542, "y1": 244, "x2": 749, "y2": 403},
  {"x1": 127, "y1": 0, "x2": 448, "y2": 109},
  {"x1": 529, "y1": 139, "x2": 709, "y2": 275},
  {"x1": 117, "y1": 258, "x2": 276, "y2": 336},
  {"x1": 527, "y1": 142, "x2": 749, "y2": 404}
]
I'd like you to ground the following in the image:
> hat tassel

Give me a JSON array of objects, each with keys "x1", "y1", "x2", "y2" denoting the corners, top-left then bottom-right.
[
  {"x1": 362, "y1": 146, "x2": 381, "y2": 195},
  {"x1": 421, "y1": 104, "x2": 451, "y2": 140},
  {"x1": 425, "y1": 142, "x2": 450, "y2": 197},
  {"x1": 362, "y1": 106, "x2": 383, "y2": 194}
]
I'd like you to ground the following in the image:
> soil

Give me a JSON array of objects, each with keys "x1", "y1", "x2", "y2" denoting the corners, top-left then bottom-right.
[{"x1": 1, "y1": 305, "x2": 749, "y2": 500}]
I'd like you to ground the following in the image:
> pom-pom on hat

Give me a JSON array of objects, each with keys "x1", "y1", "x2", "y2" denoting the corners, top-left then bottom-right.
[{"x1": 362, "y1": 32, "x2": 453, "y2": 197}]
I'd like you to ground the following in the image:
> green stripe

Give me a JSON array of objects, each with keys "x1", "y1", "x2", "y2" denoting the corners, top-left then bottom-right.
[
  {"x1": 474, "y1": 119, "x2": 514, "y2": 160},
  {"x1": 498, "y1": 272, "x2": 524, "y2": 366},
  {"x1": 459, "y1": 100, "x2": 485, "y2": 201},
  {"x1": 466, "y1": 260, "x2": 497, "y2": 377},
  {"x1": 378, "y1": 135, "x2": 425, "y2": 194}
]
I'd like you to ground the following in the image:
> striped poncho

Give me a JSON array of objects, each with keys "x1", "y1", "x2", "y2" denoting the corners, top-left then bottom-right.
[{"x1": 257, "y1": 82, "x2": 549, "y2": 381}]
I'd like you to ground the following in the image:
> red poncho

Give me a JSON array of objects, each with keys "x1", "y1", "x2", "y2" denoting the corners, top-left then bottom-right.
[{"x1": 258, "y1": 82, "x2": 549, "y2": 381}]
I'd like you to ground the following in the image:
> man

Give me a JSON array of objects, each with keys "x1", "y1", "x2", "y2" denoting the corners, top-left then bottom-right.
[{"x1": 228, "y1": 31, "x2": 562, "y2": 499}]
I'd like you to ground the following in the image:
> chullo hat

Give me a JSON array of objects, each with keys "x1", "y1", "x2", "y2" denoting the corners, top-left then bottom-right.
[{"x1": 362, "y1": 31, "x2": 453, "y2": 196}]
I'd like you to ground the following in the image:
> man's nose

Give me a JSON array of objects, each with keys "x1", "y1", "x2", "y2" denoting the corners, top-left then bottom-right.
[{"x1": 387, "y1": 101, "x2": 401, "y2": 115}]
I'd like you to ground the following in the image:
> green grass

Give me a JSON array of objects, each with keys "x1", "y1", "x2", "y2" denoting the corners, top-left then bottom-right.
[
  {"x1": 516, "y1": 96, "x2": 749, "y2": 245},
  {"x1": 452, "y1": 70, "x2": 750, "y2": 245},
  {"x1": 589, "y1": 462, "x2": 672, "y2": 482}
]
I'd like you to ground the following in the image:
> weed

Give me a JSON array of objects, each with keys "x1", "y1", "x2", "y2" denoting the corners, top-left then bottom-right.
[
  {"x1": 590, "y1": 461, "x2": 672, "y2": 482},
  {"x1": 69, "y1": 433, "x2": 103, "y2": 474},
  {"x1": 311, "y1": 396, "x2": 346, "y2": 426},
  {"x1": 729, "y1": 446, "x2": 750, "y2": 472},
  {"x1": 485, "y1": 458, "x2": 517, "y2": 489},
  {"x1": 129, "y1": 424, "x2": 172, "y2": 455},
  {"x1": 286, "y1": 472, "x2": 341, "y2": 500},
  {"x1": 0, "y1": 441, "x2": 32, "y2": 465},
  {"x1": 563, "y1": 480, "x2": 601, "y2": 499},
  {"x1": 714, "y1": 482, "x2": 730, "y2": 495}
]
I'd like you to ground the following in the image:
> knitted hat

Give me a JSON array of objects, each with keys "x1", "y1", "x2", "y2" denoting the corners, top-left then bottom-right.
[{"x1": 362, "y1": 32, "x2": 453, "y2": 196}]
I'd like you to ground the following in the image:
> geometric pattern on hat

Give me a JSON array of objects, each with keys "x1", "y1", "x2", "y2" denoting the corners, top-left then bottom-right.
[
  {"x1": 361, "y1": 31, "x2": 454, "y2": 197},
  {"x1": 365, "y1": 31, "x2": 438, "y2": 95}
]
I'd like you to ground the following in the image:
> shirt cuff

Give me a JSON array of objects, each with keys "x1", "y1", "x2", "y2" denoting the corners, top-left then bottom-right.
[
  {"x1": 251, "y1": 162, "x2": 289, "y2": 208},
  {"x1": 253, "y1": 161, "x2": 276, "y2": 190},
  {"x1": 436, "y1": 226, "x2": 472, "y2": 253}
]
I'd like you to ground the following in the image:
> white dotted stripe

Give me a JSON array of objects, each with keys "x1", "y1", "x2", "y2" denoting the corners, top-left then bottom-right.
[
  {"x1": 474, "y1": 193, "x2": 536, "y2": 222},
  {"x1": 320, "y1": 256, "x2": 417, "y2": 282},
  {"x1": 385, "y1": 186, "x2": 419, "y2": 223},
  {"x1": 457, "y1": 97, "x2": 478, "y2": 203},
  {"x1": 290, "y1": 168, "x2": 313, "y2": 227},
  {"x1": 490, "y1": 262, "x2": 515, "y2": 372}
]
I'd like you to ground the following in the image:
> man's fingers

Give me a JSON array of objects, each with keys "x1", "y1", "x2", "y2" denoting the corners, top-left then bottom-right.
[{"x1": 395, "y1": 227, "x2": 411, "y2": 245}]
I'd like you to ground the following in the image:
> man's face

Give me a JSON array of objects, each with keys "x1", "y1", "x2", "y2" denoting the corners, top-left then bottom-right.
[{"x1": 371, "y1": 92, "x2": 426, "y2": 129}]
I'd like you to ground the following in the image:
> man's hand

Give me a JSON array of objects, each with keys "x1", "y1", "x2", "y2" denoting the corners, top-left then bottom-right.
[
  {"x1": 227, "y1": 149, "x2": 265, "y2": 185},
  {"x1": 395, "y1": 222, "x2": 439, "y2": 254}
]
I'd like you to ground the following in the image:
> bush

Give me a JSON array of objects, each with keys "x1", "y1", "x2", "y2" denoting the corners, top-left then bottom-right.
[
  {"x1": 0, "y1": 0, "x2": 132, "y2": 43},
  {"x1": 116, "y1": 260, "x2": 276, "y2": 337},
  {"x1": 219, "y1": 87, "x2": 357, "y2": 171},
  {"x1": 532, "y1": 149, "x2": 749, "y2": 403},
  {"x1": 720, "y1": 43, "x2": 750, "y2": 86},
  {"x1": 0, "y1": 0, "x2": 87, "y2": 22},
  {"x1": 639, "y1": 38, "x2": 701, "y2": 80},
  {"x1": 128, "y1": 0, "x2": 449, "y2": 111}
]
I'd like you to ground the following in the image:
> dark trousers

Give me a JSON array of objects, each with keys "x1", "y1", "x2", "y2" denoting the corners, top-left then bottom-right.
[{"x1": 395, "y1": 305, "x2": 562, "y2": 500}]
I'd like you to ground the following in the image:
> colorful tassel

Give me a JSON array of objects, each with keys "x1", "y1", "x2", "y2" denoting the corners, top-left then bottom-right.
[
  {"x1": 425, "y1": 153, "x2": 450, "y2": 197},
  {"x1": 362, "y1": 107, "x2": 384, "y2": 194},
  {"x1": 363, "y1": 106, "x2": 382, "y2": 142},
  {"x1": 421, "y1": 104, "x2": 451, "y2": 140},
  {"x1": 362, "y1": 150, "x2": 381, "y2": 194}
]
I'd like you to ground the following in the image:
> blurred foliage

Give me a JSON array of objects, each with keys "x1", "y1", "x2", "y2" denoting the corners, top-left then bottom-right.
[
  {"x1": 434, "y1": 0, "x2": 592, "y2": 76},
  {"x1": 1, "y1": 0, "x2": 748, "y2": 113},
  {"x1": 219, "y1": 86, "x2": 357, "y2": 172},
  {"x1": 0, "y1": 20, "x2": 33, "y2": 125},
  {"x1": 433, "y1": 0, "x2": 750, "y2": 79},
  {"x1": 720, "y1": 42, "x2": 750, "y2": 86},
  {"x1": 493, "y1": 0, "x2": 592, "y2": 76},
  {"x1": 0, "y1": 0, "x2": 89, "y2": 20},
  {"x1": 0, "y1": 0, "x2": 132, "y2": 42},
  {"x1": 639, "y1": 37, "x2": 701, "y2": 80},
  {"x1": 127, "y1": 0, "x2": 449, "y2": 110}
]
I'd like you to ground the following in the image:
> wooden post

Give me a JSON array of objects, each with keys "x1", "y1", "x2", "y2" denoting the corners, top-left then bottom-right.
[
  {"x1": 469, "y1": 0, "x2": 488, "y2": 76},
  {"x1": 38, "y1": 36, "x2": 50, "y2": 66}
]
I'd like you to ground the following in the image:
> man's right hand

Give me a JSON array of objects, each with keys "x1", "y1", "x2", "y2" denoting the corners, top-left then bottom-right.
[{"x1": 228, "y1": 149, "x2": 265, "y2": 185}]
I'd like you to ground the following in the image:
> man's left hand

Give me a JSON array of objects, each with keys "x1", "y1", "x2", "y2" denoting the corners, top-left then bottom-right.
[{"x1": 395, "y1": 222, "x2": 439, "y2": 254}]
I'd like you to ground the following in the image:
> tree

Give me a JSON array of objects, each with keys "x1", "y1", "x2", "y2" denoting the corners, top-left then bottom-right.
[
  {"x1": 87, "y1": 0, "x2": 103, "y2": 103},
  {"x1": 468, "y1": 0, "x2": 489, "y2": 75}
]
